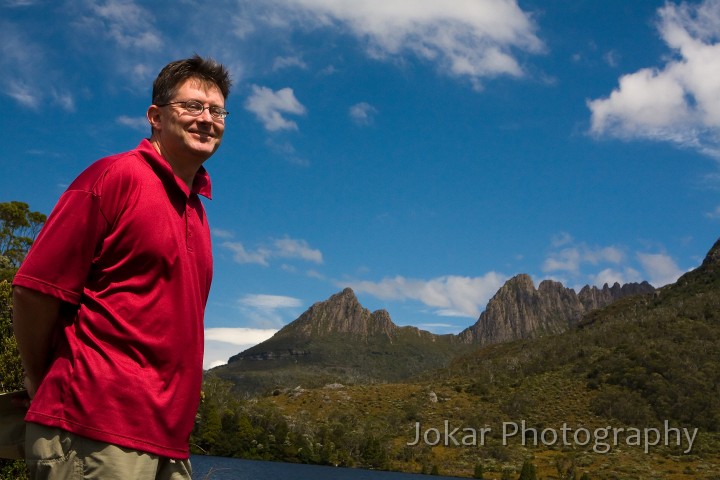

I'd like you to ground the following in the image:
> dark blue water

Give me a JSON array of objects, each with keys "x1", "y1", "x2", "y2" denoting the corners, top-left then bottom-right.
[{"x1": 191, "y1": 456, "x2": 460, "y2": 479}]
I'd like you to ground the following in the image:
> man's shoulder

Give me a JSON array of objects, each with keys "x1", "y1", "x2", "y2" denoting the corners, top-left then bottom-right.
[{"x1": 67, "y1": 145, "x2": 151, "y2": 194}]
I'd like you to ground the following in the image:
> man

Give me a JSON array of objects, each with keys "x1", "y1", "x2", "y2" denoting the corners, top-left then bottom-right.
[{"x1": 12, "y1": 55, "x2": 231, "y2": 479}]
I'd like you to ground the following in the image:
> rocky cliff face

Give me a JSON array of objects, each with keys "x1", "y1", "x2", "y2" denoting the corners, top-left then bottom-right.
[
  {"x1": 275, "y1": 288, "x2": 397, "y2": 340},
  {"x1": 457, "y1": 274, "x2": 655, "y2": 345},
  {"x1": 701, "y1": 237, "x2": 720, "y2": 269},
  {"x1": 232, "y1": 277, "x2": 655, "y2": 364}
]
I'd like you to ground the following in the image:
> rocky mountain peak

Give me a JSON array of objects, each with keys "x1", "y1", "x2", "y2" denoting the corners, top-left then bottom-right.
[
  {"x1": 458, "y1": 275, "x2": 655, "y2": 346},
  {"x1": 702, "y1": 237, "x2": 720, "y2": 268},
  {"x1": 276, "y1": 287, "x2": 398, "y2": 339}
]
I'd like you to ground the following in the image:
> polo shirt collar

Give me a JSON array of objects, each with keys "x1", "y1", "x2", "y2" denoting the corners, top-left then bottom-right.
[{"x1": 137, "y1": 139, "x2": 213, "y2": 200}]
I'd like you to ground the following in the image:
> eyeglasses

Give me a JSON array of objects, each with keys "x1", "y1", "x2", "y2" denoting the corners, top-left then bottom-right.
[{"x1": 157, "y1": 99, "x2": 229, "y2": 119}]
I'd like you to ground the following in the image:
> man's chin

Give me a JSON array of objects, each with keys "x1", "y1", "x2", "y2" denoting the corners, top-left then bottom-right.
[{"x1": 187, "y1": 141, "x2": 220, "y2": 159}]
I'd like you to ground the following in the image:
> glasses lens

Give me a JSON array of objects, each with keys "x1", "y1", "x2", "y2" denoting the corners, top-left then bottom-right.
[
  {"x1": 184, "y1": 100, "x2": 204, "y2": 115},
  {"x1": 209, "y1": 106, "x2": 228, "y2": 119}
]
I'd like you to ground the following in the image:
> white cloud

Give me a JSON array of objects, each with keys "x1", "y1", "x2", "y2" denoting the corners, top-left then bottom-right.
[
  {"x1": 543, "y1": 242, "x2": 625, "y2": 275},
  {"x1": 349, "y1": 102, "x2": 378, "y2": 125},
  {"x1": 1, "y1": 21, "x2": 45, "y2": 108},
  {"x1": 550, "y1": 232, "x2": 574, "y2": 247},
  {"x1": 706, "y1": 205, "x2": 720, "y2": 219},
  {"x1": 7, "y1": 81, "x2": 38, "y2": 108},
  {"x1": 205, "y1": 327, "x2": 280, "y2": 345},
  {"x1": 245, "y1": 85, "x2": 307, "y2": 131},
  {"x1": 273, "y1": 55, "x2": 308, "y2": 70},
  {"x1": 239, "y1": 294, "x2": 304, "y2": 309},
  {"x1": 591, "y1": 267, "x2": 642, "y2": 287},
  {"x1": 588, "y1": 0, "x2": 720, "y2": 158},
  {"x1": 543, "y1": 234, "x2": 685, "y2": 289},
  {"x1": 211, "y1": 228, "x2": 235, "y2": 240},
  {"x1": 204, "y1": 327, "x2": 278, "y2": 369},
  {"x1": 265, "y1": 138, "x2": 310, "y2": 166},
  {"x1": 84, "y1": 0, "x2": 162, "y2": 50},
  {"x1": 222, "y1": 236, "x2": 323, "y2": 266},
  {"x1": 272, "y1": 0, "x2": 543, "y2": 84},
  {"x1": 273, "y1": 237, "x2": 323, "y2": 263},
  {"x1": 116, "y1": 115, "x2": 148, "y2": 131},
  {"x1": 51, "y1": 89, "x2": 75, "y2": 112},
  {"x1": 345, "y1": 272, "x2": 507, "y2": 318},
  {"x1": 636, "y1": 252, "x2": 685, "y2": 287},
  {"x1": 222, "y1": 241, "x2": 271, "y2": 266},
  {"x1": 236, "y1": 293, "x2": 305, "y2": 329}
]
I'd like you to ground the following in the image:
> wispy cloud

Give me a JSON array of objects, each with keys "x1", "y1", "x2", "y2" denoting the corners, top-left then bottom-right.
[
  {"x1": 269, "y1": 0, "x2": 544, "y2": 86},
  {"x1": 205, "y1": 327, "x2": 280, "y2": 345},
  {"x1": 236, "y1": 293, "x2": 305, "y2": 329},
  {"x1": 349, "y1": 102, "x2": 378, "y2": 126},
  {"x1": 543, "y1": 235, "x2": 626, "y2": 276},
  {"x1": 80, "y1": 0, "x2": 162, "y2": 50},
  {"x1": 7, "y1": 81, "x2": 38, "y2": 108},
  {"x1": 273, "y1": 237, "x2": 323, "y2": 263},
  {"x1": 245, "y1": 85, "x2": 307, "y2": 131},
  {"x1": 211, "y1": 228, "x2": 235, "y2": 240},
  {"x1": 1, "y1": 21, "x2": 45, "y2": 108},
  {"x1": 239, "y1": 294, "x2": 304, "y2": 310},
  {"x1": 706, "y1": 205, "x2": 720, "y2": 219},
  {"x1": 588, "y1": 0, "x2": 720, "y2": 158},
  {"x1": 204, "y1": 327, "x2": 278, "y2": 369},
  {"x1": 636, "y1": 252, "x2": 685, "y2": 287},
  {"x1": 265, "y1": 138, "x2": 310, "y2": 166},
  {"x1": 116, "y1": 115, "x2": 148, "y2": 131},
  {"x1": 542, "y1": 233, "x2": 685, "y2": 288},
  {"x1": 222, "y1": 235, "x2": 322, "y2": 266},
  {"x1": 223, "y1": 242, "x2": 271, "y2": 266},
  {"x1": 272, "y1": 55, "x2": 308, "y2": 71},
  {"x1": 345, "y1": 272, "x2": 507, "y2": 318}
]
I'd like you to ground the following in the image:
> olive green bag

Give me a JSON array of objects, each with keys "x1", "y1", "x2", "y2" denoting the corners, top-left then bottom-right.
[{"x1": 0, "y1": 390, "x2": 29, "y2": 460}]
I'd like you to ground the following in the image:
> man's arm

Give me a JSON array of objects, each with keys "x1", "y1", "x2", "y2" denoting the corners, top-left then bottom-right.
[{"x1": 12, "y1": 286, "x2": 61, "y2": 399}]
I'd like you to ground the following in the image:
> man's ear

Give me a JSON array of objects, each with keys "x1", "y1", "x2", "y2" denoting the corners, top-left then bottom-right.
[{"x1": 147, "y1": 105, "x2": 162, "y2": 131}]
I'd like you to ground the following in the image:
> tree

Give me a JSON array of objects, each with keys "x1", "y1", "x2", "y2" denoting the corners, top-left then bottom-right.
[
  {"x1": 518, "y1": 460, "x2": 537, "y2": 480},
  {"x1": 0, "y1": 281, "x2": 28, "y2": 478},
  {"x1": 473, "y1": 463, "x2": 485, "y2": 479},
  {"x1": 0, "y1": 201, "x2": 46, "y2": 268},
  {"x1": 0, "y1": 281, "x2": 23, "y2": 392},
  {"x1": 0, "y1": 201, "x2": 46, "y2": 478}
]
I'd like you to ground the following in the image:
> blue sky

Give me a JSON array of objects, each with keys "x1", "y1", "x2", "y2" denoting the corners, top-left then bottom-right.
[{"x1": 2, "y1": 0, "x2": 720, "y2": 369}]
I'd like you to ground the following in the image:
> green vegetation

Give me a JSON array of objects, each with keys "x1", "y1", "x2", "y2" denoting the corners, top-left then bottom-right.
[
  {"x1": 0, "y1": 201, "x2": 46, "y2": 280},
  {"x1": 0, "y1": 201, "x2": 43, "y2": 479},
  {"x1": 192, "y1": 239, "x2": 720, "y2": 478},
  {"x1": 2, "y1": 199, "x2": 719, "y2": 478},
  {"x1": 213, "y1": 326, "x2": 467, "y2": 397},
  {"x1": 0, "y1": 281, "x2": 28, "y2": 478}
]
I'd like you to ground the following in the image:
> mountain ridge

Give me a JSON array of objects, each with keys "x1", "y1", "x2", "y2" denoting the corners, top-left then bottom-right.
[
  {"x1": 195, "y1": 236, "x2": 720, "y2": 476},
  {"x1": 214, "y1": 274, "x2": 655, "y2": 395}
]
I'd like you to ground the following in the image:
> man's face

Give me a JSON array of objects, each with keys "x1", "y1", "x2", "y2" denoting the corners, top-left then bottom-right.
[{"x1": 151, "y1": 78, "x2": 226, "y2": 164}]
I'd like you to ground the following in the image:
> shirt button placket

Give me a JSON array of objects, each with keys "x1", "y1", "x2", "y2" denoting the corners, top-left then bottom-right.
[{"x1": 186, "y1": 202, "x2": 194, "y2": 252}]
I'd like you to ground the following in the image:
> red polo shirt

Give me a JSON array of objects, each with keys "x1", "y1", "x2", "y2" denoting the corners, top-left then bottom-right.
[{"x1": 13, "y1": 139, "x2": 213, "y2": 459}]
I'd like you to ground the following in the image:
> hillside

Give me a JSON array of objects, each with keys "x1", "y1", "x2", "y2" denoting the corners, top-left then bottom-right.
[
  {"x1": 195, "y1": 237, "x2": 720, "y2": 478},
  {"x1": 211, "y1": 277, "x2": 654, "y2": 396},
  {"x1": 213, "y1": 288, "x2": 464, "y2": 395},
  {"x1": 271, "y1": 237, "x2": 720, "y2": 477}
]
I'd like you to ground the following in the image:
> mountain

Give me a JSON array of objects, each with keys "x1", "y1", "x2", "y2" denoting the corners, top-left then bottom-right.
[
  {"x1": 212, "y1": 276, "x2": 654, "y2": 396},
  {"x1": 195, "y1": 238, "x2": 720, "y2": 477},
  {"x1": 457, "y1": 274, "x2": 655, "y2": 345},
  {"x1": 214, "y1": 288, "x2": 461, "y2": 394}
]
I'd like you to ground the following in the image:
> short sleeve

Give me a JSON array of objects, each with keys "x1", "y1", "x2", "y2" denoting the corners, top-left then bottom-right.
[{"x1": 13, "y1": 189, "x2": 109, "y2": 304}]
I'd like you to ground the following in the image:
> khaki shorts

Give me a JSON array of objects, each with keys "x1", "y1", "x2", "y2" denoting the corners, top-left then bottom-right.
[{"x1": 25, "y1": 423, "x2": 192, "y2": 480}]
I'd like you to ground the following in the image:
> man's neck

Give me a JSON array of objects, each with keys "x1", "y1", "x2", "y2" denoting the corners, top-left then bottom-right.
[{"x1": 149, "y1": 137, "x2": 201, "y2": 190}]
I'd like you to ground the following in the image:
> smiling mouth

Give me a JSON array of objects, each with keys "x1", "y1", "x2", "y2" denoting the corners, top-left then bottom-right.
[{"x1": 190, "y1": 130, "x2": 215, "y2": 139}]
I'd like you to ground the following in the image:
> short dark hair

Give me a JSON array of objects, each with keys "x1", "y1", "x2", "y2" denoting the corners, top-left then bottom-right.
[{"x1": 152, "y1": 54, "x2": 232, "y2": 105}]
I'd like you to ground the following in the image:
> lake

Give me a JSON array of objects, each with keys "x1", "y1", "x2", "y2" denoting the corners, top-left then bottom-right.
[{"x1": 191, "y1": 456, "x2": 461, "y2": 479}]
